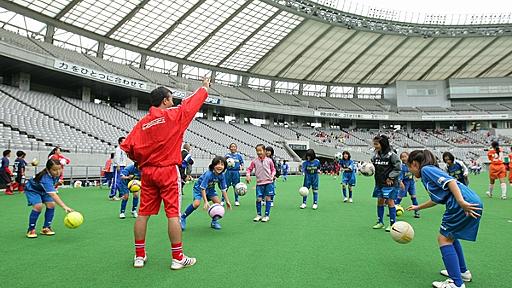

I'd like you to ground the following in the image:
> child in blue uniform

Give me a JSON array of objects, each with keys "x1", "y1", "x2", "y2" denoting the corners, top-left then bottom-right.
[
  {"x1": 442, "y1": 152, "x2": 469, "y2": 186},
  {"x1": 371, "y1": 135, "x2": 401, "y2": 232},
  {"x1": 396, "y1": 152, "x2": 420, "y2": 218},
  {"x1": 281, "y1": 160, "x2": 289, "y2": 181},
  {"x1": 224, "y1": 143, "x2": 244, "y2": 206},
  {"x1": 300, "y1": 149, "x2": 320, "y2": 210},
  {"x1": 13, "y1": 150, "x2": 28, "y2": 192},
  {"x1": 24, "y1": 159, "x2": 74, "y2": 238},
  {"x1": 406, "y1": 150, "x2": 482, "y2": 288},
  {"x1": 180, "y1": 156, "x2": 231, "y2": 230},
  {"x1": 339, "y1": 151, "x2": 356, "y2": 203},
  {"x1": 266, "y1": 146, "x2": 280, "y2": 207},
  {"x1": 119, "y1": 163, "x2": 141, "y2": 219}
]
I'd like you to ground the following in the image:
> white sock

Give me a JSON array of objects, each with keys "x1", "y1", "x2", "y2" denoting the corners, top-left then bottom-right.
[
  {"x1": 489, "y1": 184, "x2": 494, "y2": 194},
  {"x1": 501, "y1": 183, "x2": 507, "y2": 197}
]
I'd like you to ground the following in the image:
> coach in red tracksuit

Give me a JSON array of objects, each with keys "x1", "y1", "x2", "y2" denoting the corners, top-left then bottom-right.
[{"x1": 121, "y1": 78, "x2": 210, "y2": 270}]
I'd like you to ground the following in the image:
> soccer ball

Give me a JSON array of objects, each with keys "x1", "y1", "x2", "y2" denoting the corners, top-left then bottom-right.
[
  {"x1": 360, "y1": 162, "x2": 375, "y2": 176},
  {"x1": 390, "y1": 221, "x2": 414, "y2": 244},
  {"x1": 73, "y1": 180, "x2": 82, "y2": 188},
  {"x1": 299, "y1": 186, "x2": 309, "y2": 197},
  {"x1": 208, "y1": 203, "x2": 225, "y2": 220},
  {"x1": 226, "y1": 158, "x2": 236, "y2": 168},
  {"x1": 60, "y1": 158, "x2": 68, "y2": 166},
  {"x1": 128, "y1": 180, "x2": 141, "y2": 193},
  {"x1": 334, "y1": 152, "x2": 343, "y2": 160},
  {"x1": 396, "y1": 205, "x2": 404, "y2": 217},
  {"x1": 64, "y1": 211, "x2": 84, "y2": 229},
  {"x1": 235, "y1": 182, "x2": 247, "y2": 196},
  {"x1": 31, "y1": 158, "x2": 39, "y2": 166}
]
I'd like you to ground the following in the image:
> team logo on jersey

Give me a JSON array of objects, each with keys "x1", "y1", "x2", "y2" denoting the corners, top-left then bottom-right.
[
  {"x1": 437, "y1": 177, "x2": 446, "y2": 184},
  {"x1": 374, "y1": 160, "x2": 389, "y2": 165},
  {"x1": 142, "y1": 117, "x2": 165, "y2": 130}
]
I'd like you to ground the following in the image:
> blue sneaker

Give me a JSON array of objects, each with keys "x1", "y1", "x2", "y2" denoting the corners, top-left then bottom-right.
[
  {"x1": 211, "y1": 220, "x2": 221, "y2": 230},
  {"x1": 180, "y1": 216, "x2": 187, "y2": 231}
]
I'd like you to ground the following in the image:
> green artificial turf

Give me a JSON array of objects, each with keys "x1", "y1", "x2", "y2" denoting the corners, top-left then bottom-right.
[{"x1": 1, "y1": 173, "x2": 511, "y2": 288}]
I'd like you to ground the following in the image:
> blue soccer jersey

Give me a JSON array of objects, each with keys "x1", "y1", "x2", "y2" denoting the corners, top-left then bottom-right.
[
  {"x1": 444, "y1": 160, "x2": 468, "y2": 185},
  {"x1": 193, "y1": 170, "x2": 227, "y2": 200},
  {"x1": 339, "y1": 159, "x2": 356, "y2": 186},
  {"x1": 121, "y1": 164, "x2": 141, "y2": 180},
  {"x1": 302, "y1": 159, "x2": 320, "y2": 189},
  {"x1": 25, "y1": 173, "x2": 60, "y2": 196},
  {"x1": 225, "y1": 152, "x2": 244, "y2": 171},
  {"x1": 282, "y1": 163, "x2": 289, "y2": 175},
  {"x1": 13, "y1": 158, "x2": 27, "y2": 175},
  {"x1": 400, "y1": 163, "x2": 414, "y2": 183},
  {"x1": 420, "y1": 165, "x2": 482, "y2": 241}
]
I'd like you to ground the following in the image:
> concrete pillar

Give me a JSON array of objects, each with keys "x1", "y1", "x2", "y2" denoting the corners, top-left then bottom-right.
[
  {"x1": 298, "y1": 83, "x2": 304, "y2": 95},
  {"x1": 82, "y1": 86, "x2": 91, "y2": 102},
  {"x1": 435, "y1": 122, "x2": 441, "y2": 130},
  {"x1": 177, "y1": 64, "x2": 184, "y2": 78},
  {"x1": 210, "y1": 71, "x2": 216, "y2": 83},
  {"x1": 406, "y1": 121, "x2": 412, "y2": 131},
  {"x1": 241, "y1": 76, "x2": 249, "y2": 87},
  {"x1": 270, "y1": 80, "x2": 276, "y2": 93},
  {"x1": 354, "y1": 86, "x2": 359, "y2": 98},
  {"x1": 139, "y1": 55, "x2": 147, "y2": 69},
  {"x1": 349, "y1": 120, "x2": 357, "y2": 130},
  {"x1": 97, "y1": 42, "x2": 105, "y2": 58},
  {"x1": 207, "y1": 108, "x2": 214, "y2": 121},
  {"x1": 129, "y1": 96, "x2": 138, "y2": 111},
  {"x1": 326, "y1": 85, "x2": 331, "y2": 98},
  {"x1": 45, "y1": 25, "x2": 55, "y2": 43},
  {"x1": 12, "y1": 72, "x2": 31, "y2": 91},
  {"x1": 238, "y1": 113, "x2": 245, "y2": 124}
]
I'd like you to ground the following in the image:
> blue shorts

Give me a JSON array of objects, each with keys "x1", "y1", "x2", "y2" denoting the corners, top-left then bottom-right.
[
  {"x1": 256, "y1": 183, "x2": 275, "y2": 198},
  {"x1": 342, "y1": 173, "x2": 356, "y2": 186},
  {"x1": 225, "y1": 170, "x2": 241, "y2": 187},
  {"x1": 192, "y1": 188, "x2": 218, "y2": 201},
  {"x1": 372, "y1": 186, "x2": 398, "y2": 200},
  {"x1": 25, "y1": 190, "x2": 54, "y2": 206},
  {"x1": 304, "y1": 176, "x2": 319, "y2": 190},
  {"x1": 119, "y1": 183, "x2": 130, "y2": 196},
  {"x1": 399, "y1": 180, "x2": 416, "y2": 198},
  {"x1": 440, "y1": 199, "x2": 482, "y2": 241}
]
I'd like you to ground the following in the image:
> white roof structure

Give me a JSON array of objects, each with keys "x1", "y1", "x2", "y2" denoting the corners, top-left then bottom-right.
[{"x1": 1, "y1": 0, "x2": 512, "y2": 86}]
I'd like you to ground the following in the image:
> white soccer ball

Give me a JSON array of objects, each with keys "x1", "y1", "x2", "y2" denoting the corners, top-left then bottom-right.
[
  {"x1": 73, "y1": 180, "x2": 82, "y2": 188},
  {"x1": 334, "y1": 152, "x2": 343, "y2": 160},
  {"x1": 299, "y1": 187, "x2": 309, "y2": 197},
  {"x1": 60, "y1": 158, "x2": 67, "y2": 166},
  {"x1": 226, "y1": 158, "x2": 236, "y2": 168},
  {"x1": 390, "y1": 221, "x2": 415, "y2": 244},
  {"x1": 235, "y1": 182, "x2": 247, "y2": 196},
  {"x1": 360, "y1": 162, "x2": 375, "y2": 176}
]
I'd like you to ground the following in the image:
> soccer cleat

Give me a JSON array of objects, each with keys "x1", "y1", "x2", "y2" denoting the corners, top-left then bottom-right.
[
  {"x1": 26, "y1": 229, "x2": 37, "y2": 238},
  {"x1": 299, "y1": 203, "x2": 307, "y2": 209},
  {"x1": 211, "y1": 221, "x2": 221, "y2": 230},
  {"x1": 261, "y1": 216, "x2": 270, "y2": 222},
  {"x1": 119, "y1": 212, "x2": 126, "y2": 219},
  {"x1": 221, "y1": 202, "x2": 225, "y2": 206},
  {"x1": 440, "y1": 270, "x2": 472, "y2": 282},
  {"x1": 235, "y1": 201, "x2": 240, "y2": 206},
  {"x1": 312, "y1": 204, "x2": 318, "y2": 210},
  {"x1": 349, "y1": 198, "x2": 353, "y2": 203},
  {"x1": 131, "y1": 210, "x2": 138, "y2": 218},
  {"x1": 111, "y1": 196, "x2": 121, "y2": 201},
  {"x1": 41, "y1": 227, "x2": 56, "y2": 236},
  {"x1": 171, "y1": 256, "x2": 196, "y2": 270},
  {"x1": 385, "y1": 226, "x2": 391, "y2": 232},
  {"x1": 4, "y1": 191, "x2": 14, "y2": 195},
  {"x1": 343, "y1": 197, "x2": 348, "y2": 202},
  {"x1": 414, "y1": 212, "x2": 421, "y2": 218},
  {"x1": 270, "y1": 202, "x2": 274, "y2": 207},
  {"x1": 180, "y1": 216, "x2": 187, "y2": 231},
  {"x1": 432, "y1": 279, "x2": 465, "y2": 288},
  {"x1": 485, "y1": 191, "x2": 492, "y2": 198},
  {"x1": 372, "y1": 223, "x2": 385, "y2": 229},
  {"x1": 253, "y1": 215, "x2": 262, "y2": 222},
  {"x1": 133, "y1": 255, "x2": 147, "y2": 268}
]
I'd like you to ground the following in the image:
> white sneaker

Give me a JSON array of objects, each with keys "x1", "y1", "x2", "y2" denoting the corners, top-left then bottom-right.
[
  {"x1": 486, "y1": 191, "x2": 492, "y2": 198},
  {"x1": 131, "y1": 211, "x2": 138, "y2": 218},
  {"x1": 112, "y1": 196, "x2": 121, "y2": 201},
  {"x1": 312, "y1": 204, "x2": 318, "y2": 210},
  {"x1": 440, "y1": 270, "x2": 472, "y2": 282},
  {"x1": 270, "y1": 202, "x2": 274, "y2": 207},
  {"x1": 349, "y1": 198, "x2": 353, "y2": 203},
  {"x1": 119, "y1": 212, "x2": 126, "y2": 219},
  {"x1": 133, "y1": 255, "x2": 147, "y2": 268},
  {"x1": 299, "y1": 203, "x2": 307, "y2": 209},
  {"x1": 235, "y1": 201, "x2": 240, "y2": 206},
  {"x1": 343, "y1": 197, "x2": 348, "y2": 202},
  {"x1": 221, "y1": 202, "x2": 225, "y2": 206},
  {"x1": 432, "y1": 279, "x2": 465, "y2": 288},
  {"x1": 253, "y1": 215, "x2": 262, "y2": 222},
  {"x1": 261, "y1": 216, "x2": 270, "y2": 222},
  {"x1": 170, "y1": 255, "x2": 196, "y2": 270},
  {"x1": 501, "y1": 195, "x2": 507, "y2": 200}
]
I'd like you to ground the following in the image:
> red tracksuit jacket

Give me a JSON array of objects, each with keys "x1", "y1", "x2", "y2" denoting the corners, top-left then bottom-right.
[{"x1": 121, "y1": 87, "x2": 208, "y2": 168}]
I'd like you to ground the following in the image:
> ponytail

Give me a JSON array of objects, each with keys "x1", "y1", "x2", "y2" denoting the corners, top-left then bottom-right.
[{"x1": 491, "y1": 141, "x2": 500, "y2": 154}]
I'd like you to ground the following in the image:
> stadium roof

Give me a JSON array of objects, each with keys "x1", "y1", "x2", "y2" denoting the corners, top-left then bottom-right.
[{"x1": 1, "y1": 0, "x2": 512, "y2": 86}]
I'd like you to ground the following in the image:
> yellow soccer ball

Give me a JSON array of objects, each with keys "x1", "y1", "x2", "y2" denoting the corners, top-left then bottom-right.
[
  {"x1": 396, "y1": 205, "x2": 404, "y2": 217},
  {"x1": 64, "y1": 212, "x2": 84, "y2": 229},
  {"x1": 31, "y1": 158, "x2": 40, "y2": 166},
  {"x1": 128, "y1": 180, "x2": 141, "y2": 193}
]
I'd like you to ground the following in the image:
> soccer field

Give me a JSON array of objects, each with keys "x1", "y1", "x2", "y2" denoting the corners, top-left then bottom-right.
[{"x1": 1, "y1": 173, "x2": 510, "y2": 288}]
